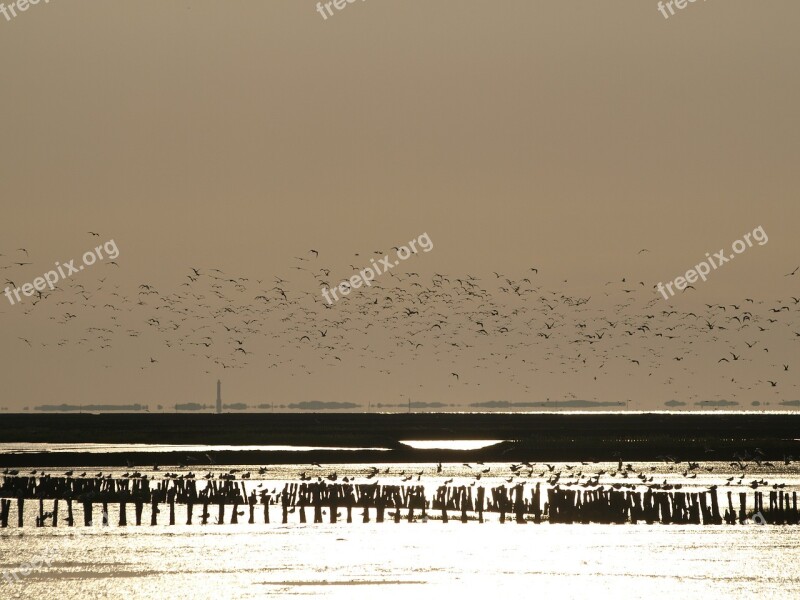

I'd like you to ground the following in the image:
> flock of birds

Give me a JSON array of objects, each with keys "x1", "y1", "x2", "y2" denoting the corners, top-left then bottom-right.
[
  {"x1": 2, "y1": 236, "x2": 799, "y2": 410},
  {"x1": 3, "y1": 450, "x2": 797, "y2": 494}
]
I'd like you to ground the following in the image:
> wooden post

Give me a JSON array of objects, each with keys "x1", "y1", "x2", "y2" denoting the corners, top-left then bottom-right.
[
  {"x1": 710, "y1": 489, "x2": 721, "y2": 524},
  {"x1": 263, "y1": 496, "x2": 270, "y2": 524},
  {"x1": 67, "y1": 499, "x2": 74, "y2": 527},
  {"x1": 218, "y1": 503, "x2": 225, "y2": 525},
  {"x1": 0, "y1": 499, "x2": 10, "y2": 528},
  {"x1": 83, "y1": 502, "x2": 92, "y2": 527},
  {"x1": 632, "y1": 492, "x2": 643, "y2": 525},
  {"x1": 298, "y1": 486, "x2": 307, "y2": 523},
  {"x1": 169, "y1": 499, "x2": 176, "y2": 526},
  {"x1": 738, "y1": 493, "x2": 746, "y2": 524},
  {"x1": 135, "y1": 502, "x2": 143, "y2": 526},
  {"x1": 186, "y1": 502, "x2": 193, "y2": 525},
  {"x1": 102, "y1": 502, "x2": 109, "y2": 526},
  {"x1": 119, "y1": 503, "x2": 127, "y2": 526},
  {"x1": 151, "y1": 500, "x2": 158, "y2": 526},
  {"x1": 376, "y1": 490, "x2": 385, "y2": 523},
  {"x1": 477, "y1": 487, "x2": 485, "y2": 523},
  {"x1": 781, "y1": 492, "x2": 788, "y2": 524},
  {"x1": 515, "y1": 485, "x2": 525, "y2": 524},
  {"x1": 231, "y1": 503, "x2": 239, "y2": 524},
  {"x1": 201, "y1": 501, "x2": 209, "y2": 525},
  {"x1": 726, "y1": 492, "x2": 734, "y2": 524},
  {"x1": 1, "y1": 499, "x2": 10, "y2": 528},
  {"x1": 17, "y1": 498, "x2": 25, "y2": 528},
  {"x1": 313, "y1": 487, "x2": 322, "y2": 523},
  {"x1": 38, "y1": 497, "x2": 45, "y2": 528}
]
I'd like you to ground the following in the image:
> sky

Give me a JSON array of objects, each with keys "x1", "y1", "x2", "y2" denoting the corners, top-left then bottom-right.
[{"x1": 0, "y1": 1, "x2": 798, "y2": 412}]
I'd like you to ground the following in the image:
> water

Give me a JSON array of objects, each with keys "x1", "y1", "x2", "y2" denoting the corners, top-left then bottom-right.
[{"x1": 2, "y1": 459, "x2": 799, "y2": 599}]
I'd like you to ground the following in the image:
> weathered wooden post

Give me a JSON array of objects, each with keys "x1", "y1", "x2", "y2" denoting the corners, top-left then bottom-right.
[
  {"x1": 313, "y1": 486, "x2": 323, "y2": 523},
  {"x1": 135, "y1": 502, "x2": 143, "y2": 526},
  {"x1": 83, "y1": 501, "x2": 92, "y2": 527},
  {"x1": 477, "y1": 487, "x2": 485, "y2": 523},
  {"x1": 393, "y1": 489, "x2": 401, "y2": 523},
  {"x1": 151, "y1": 500, "x2": 159, "y2": 526},
  {"x1": 217, "y1": 502, "x2": 225, "y2": 525},
  {"x1": 119, "y1": 502, "x2": 127, "y2": 526},
  {"x1": 362, "y1": 488, "x2": 371, "y2": 523},
  {"x1": 201, "y1": 501, "x2": 209, "y2": 525},
  {"x1": 0, "y1": 499, "x2": 10, "y2": 528},
  {"x1": 262, "y1": 495, "x2": 270, "y2": 524},
  {"x1": 375, "y1": 488, "x2": 385, "y2": 523},
  {"x1": 67, "y1": 499, "x2": 74, "y2": 527},
  {"x1": 186, "y1": 502, "x2": 193, "y2": 525},
  {"x1": 439, "y1": 487, "x2": 448, "y2": 523},
  {"x1": 641, "y1": 490, "x2": 652, "y2": 524},
  {"x1": 710, "y1": 489, "x2": 721, "y2": 524},
  {"x1": 738, "y1": 493, "x2": 747, "y2": 524},
  {"x1": 515, "y1": 485, "x2": 525, "y2": 524},
  {"x1": 17, "y1": 498, "x2": 25, "y2": 528},
  {"x1": 726, "y1": 492, "x2": 735, "y2": 524},
  {"x1": 331, "y1": 486, "x2": 339, "y2": 524},
  {"x1": 782, "y1": 492, "x2": 790, "y2": 524}
]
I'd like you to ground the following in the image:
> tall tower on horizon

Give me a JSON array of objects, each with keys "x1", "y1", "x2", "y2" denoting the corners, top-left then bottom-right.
[{"x1": 216, "y1": 380, "x2": 222, "y2": 414}]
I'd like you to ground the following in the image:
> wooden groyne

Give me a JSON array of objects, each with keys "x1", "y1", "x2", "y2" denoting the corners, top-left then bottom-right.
[{"x1": 0, "y1": 475, "x2": 797, "y2": 528}]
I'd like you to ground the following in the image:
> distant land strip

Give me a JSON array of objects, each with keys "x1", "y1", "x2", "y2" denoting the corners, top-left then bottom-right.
[{"x1": 14, "y1": 399, "x2": 800, "y2": 412}]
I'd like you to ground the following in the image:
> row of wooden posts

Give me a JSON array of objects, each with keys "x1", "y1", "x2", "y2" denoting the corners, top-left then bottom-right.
[{"x1": 0, "y1": 475, "x2": 798, "y2": 527}]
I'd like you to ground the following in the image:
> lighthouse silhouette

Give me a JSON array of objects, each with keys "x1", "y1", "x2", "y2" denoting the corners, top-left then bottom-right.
[{"x1": 216, "y1": 380, "x2": 222, "y2": 414}]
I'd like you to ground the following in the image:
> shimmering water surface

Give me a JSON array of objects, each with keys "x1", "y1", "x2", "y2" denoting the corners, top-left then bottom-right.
[{"x1": 2, "y1": 455, "x2": 799, "y2": 599}]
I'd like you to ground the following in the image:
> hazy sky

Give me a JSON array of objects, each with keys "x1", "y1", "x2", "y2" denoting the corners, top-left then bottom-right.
[{"x1": 1, "y1": 1, "x2": 798, "y2": 412}]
